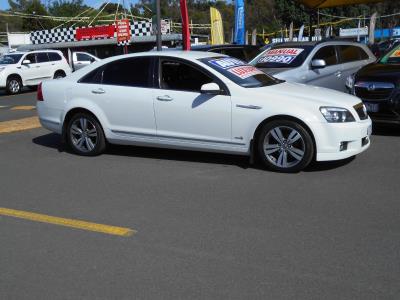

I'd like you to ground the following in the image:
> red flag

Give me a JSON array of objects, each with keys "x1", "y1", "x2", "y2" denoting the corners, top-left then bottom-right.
[{"x1": 180, "y1": 0, "x2": 191, "y2": 50}]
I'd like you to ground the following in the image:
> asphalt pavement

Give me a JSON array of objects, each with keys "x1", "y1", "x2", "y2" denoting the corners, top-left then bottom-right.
[{"x1": 0, "y1": 91, "x2": 400, "y2": 299}]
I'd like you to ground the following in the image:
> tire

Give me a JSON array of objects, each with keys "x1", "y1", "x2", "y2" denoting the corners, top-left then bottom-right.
[
  {"x1": 257, "y1": 119, "x2": 314, "y2": 173},
  {"x1": 66, "y1": 113, "x2": 106, "y2": 156},
  {"x1": 6, "y1": 76, "x2": 22, "y2": 94},
  {"x1": 54, "y1": 71, "x2": 66, "y2": 79}
]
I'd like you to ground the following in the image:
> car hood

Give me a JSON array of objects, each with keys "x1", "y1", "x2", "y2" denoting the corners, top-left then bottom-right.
[
  {"x1": 356, "y1": 62, "x2": 400, "y2": 83},
  {"x1": 249, "y1": 82, "x2": 361, "y2": 108}
]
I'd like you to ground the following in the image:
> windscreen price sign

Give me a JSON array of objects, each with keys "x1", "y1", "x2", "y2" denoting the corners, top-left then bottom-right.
[
  {"x1": 116, "y1": 19, "x2": 131, "y2": 44},
  {"x1": 258, "y1": 48, "x2": 304, "y2": 64}
]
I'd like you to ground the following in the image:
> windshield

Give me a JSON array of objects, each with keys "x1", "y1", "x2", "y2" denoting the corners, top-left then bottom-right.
[
  {"x1": 199, "y1": 57, "x2": 282, "y2": 88},
  {"x1": 379, "y1": 44, "x2": 400, "y2": 64},
  {"x1": 0, "y1": 54, "x2": 23, "y2": 65},
  {"x1": 254, "y1": 45, "x2": 313, "y2": 68}
]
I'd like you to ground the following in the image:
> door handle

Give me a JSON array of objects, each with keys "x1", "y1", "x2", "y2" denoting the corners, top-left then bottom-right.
[
  {"x1": 91, "y1": 88, "x2": 105, "y2": 94},
  {"x1": 156, "y1": 95, "x2": 173, "y2": 101}
]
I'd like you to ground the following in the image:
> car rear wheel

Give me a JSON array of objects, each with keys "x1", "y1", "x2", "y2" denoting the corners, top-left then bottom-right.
[
  {"x1": 6, "y1": 77, "x2": 22, "y2": 94},
  {"x1": 66, "y1": 113, "x2": 106, "y2": 156},
  {"x1": 257, "y1": 120, "x2": 314, "y2": 173}
]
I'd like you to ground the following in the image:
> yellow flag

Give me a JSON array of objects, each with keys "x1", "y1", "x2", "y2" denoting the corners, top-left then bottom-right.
[{"x1": 210, "y1": 7, "x2": 224, "y2": 45}]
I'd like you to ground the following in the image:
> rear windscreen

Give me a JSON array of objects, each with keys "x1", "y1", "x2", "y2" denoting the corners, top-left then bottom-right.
[{"x1": 255, "y1": 45, "x2": 313, "y2": 68}]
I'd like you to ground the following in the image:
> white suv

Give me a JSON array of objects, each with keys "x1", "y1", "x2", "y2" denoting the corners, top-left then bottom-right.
[{"x1": 0, "y1": 50, "x2": 71, "y2": 94}]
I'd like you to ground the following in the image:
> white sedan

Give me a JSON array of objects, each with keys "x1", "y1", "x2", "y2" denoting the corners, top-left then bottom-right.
[{"x1": 37, "y1": 51, "x2": 372, "y2": 172}]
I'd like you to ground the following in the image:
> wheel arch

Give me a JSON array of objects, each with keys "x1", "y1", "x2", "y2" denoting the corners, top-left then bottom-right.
[
  {"x1": 62, "y1": 107, "x2": 105, "y2": 141},
  {"x1": 252, "y1": 115, "x2": 317, "y2": 159}
]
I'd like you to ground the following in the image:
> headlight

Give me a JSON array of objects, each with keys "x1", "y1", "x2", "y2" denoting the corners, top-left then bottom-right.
[{"x1": 320, "y1": 107, "x2": 355, "y2": 123}]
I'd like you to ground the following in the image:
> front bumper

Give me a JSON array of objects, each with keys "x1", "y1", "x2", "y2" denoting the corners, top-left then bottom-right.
[{"x1": 311, "y1": 118, "x2": 372, "y2": 161}]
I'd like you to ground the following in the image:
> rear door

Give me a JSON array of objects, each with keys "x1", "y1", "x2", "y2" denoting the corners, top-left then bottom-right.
[
  {"x1": 306, "y1": 45, "x2": 343, "y2": 91},
  {"x1": 36, "y1": 52, "x2": 53, "y2": 80},
  {"x1": 76, "y1": 56, "x2": 156, "y2": 135}
]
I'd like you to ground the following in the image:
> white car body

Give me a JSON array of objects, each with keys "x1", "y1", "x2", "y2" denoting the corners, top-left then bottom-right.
[
  {"x1": 37, "y1": 51, "x2": 371, "y2": 164},
  {"x1": 72, "y1": 52, "x2": 100, "y2": 71},
  {"x1": 0, "y1": 50, "x2": 71, "y2": 91}
]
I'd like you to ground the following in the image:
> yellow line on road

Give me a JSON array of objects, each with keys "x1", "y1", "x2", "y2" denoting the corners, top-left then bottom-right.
[
  {"x1": 0, "y1": 207, "x2": 135, "y2": 237},
  {"x1": 0, "y1": 116, "x2": 41, "y2": 134},
  {"x1": 11, "y1": 105, "x2": 36, "y2": 111}
]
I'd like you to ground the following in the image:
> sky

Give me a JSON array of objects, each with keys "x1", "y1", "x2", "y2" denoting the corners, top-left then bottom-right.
[{"x1": 0, "y1": 0, "x2": 138, "y2": 10}]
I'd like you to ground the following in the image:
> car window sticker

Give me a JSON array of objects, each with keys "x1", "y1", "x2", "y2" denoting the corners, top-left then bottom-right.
[{"x1": 257, "y1": 48, "x2": 304, "y2": 64}]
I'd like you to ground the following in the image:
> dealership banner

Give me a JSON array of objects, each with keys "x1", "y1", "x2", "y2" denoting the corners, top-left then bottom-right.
[
  {"x1": 116, "y1": 19, "x2": 131, "y2": 45},
  {"x1": 76, "y1": 25, "x2": 115, "y2": 41},
  {"x1": 30, "y1": 21, "x2": 152, "y2": 45},
  {"x1": 234, "y1": 0, "x2": 245, "y2": 45}
]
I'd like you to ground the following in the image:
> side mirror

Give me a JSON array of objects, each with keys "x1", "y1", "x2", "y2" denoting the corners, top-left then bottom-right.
[
  {"x1": 22, "y1": 59, "x2": 31, "y2": 65},
  {"x1": 200, "y1": 82, "x2": 221, "y2": 95},
  {"x1": 311, "y1": 59, "x2": 326, "y2": 69}
]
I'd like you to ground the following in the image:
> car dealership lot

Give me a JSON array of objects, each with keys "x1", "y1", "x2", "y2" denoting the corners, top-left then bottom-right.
[{"x1": 1, "y1": 92, "x2": 400, "y2": 299}]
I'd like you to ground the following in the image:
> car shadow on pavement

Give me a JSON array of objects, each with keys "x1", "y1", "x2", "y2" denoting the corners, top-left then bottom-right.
[
  {"x1": 372, "y1": 124, "x2": 400, "y2": 137},
  {"x1": 32, "y1": 133, "x2": 355, "y2": 172}
]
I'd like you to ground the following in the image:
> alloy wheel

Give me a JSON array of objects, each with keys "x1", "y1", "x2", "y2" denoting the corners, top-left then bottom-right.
[
  {"x1": 263, "y1": 126, "x2": 306, "y2": 168},
  {"x1": 70, "y1": 117, "x2": 98, "y2": 153}
]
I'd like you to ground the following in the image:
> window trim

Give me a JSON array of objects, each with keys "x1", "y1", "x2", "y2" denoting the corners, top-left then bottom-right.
[{"x1": 155, "y1": 56, "x2": 230, "y2": 96}]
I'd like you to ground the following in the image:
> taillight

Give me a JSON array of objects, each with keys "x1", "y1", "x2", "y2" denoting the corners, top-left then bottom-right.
[{"x1": 37, "y1": 82, "x2": 43, "y2": 101}]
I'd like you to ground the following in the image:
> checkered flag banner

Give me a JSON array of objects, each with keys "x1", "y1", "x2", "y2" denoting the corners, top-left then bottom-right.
[
  {"x1": 30, "y1": 21, "x2": 153, "y2": 45},
  {"x1": 30, "y1": 27, "x2": 76, "y2": 45}
]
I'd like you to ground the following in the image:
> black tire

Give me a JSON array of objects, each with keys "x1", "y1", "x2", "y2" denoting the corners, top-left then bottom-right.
[
  {"x1": 6, "y1": 76, "x2": 22, "y2": 95},
  {"x1": 54, "y1": 71, "x2": 66, "y2": 79},
  {"x1": 66, "y1": 112, "x2": 106, "y2": 156},
  {"x1": 257, "y1": 119, "x2": 314, "y2": 173}
]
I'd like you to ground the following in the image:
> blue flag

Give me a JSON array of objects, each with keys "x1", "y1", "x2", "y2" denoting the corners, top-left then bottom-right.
[{"x1": 234, "y1": 0, "x2": 245, "y2": 44}]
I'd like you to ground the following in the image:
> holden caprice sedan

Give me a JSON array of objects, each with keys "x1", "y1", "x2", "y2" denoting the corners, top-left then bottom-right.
[{"x1": 37, "y1": 51, "x2": 372, "y2": 172}]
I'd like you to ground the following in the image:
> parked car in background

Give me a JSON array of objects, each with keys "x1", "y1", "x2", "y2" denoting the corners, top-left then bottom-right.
[
  {"x1": 191, "y1": 44, "x2": 263, "y2": 62},
  {"x1": 37, "y1": 51, "x2": 371, "y2": 172},
  {"x1": 348, "y1": 43, "x2": 400, "y2": 124},
  {"x1": 72, "y1": 52, "x2": 100, "y2": 71},
  {"x1": 251, "y1": 40, "x2": 376, "y2": 92},
  {"x1": 0, "y1": 50, "x2": 71, "y2": 94}
]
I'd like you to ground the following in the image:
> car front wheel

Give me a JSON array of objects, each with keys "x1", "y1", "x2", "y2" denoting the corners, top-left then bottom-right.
[
  {"x1": 257, "y1": 120, "x2": 314, "y2": 173},
  {"x1": 66, "y1": 113, "x2": 106, "y2": 156},
  {"x1": 6, "y1": 77, "x2": 22, "y2": 94}
]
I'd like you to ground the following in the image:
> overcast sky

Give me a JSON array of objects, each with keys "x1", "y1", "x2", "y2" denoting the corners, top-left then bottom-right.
[{"x1": 0, "y1": 0, "x2": 138, "y2": 10}]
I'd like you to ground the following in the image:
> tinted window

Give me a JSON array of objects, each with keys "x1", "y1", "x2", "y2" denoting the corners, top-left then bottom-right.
[
  {"x1": 79, "y1": 67, "x2": 104, "y2": 84},
  {"x1": 77, "y1": 53, "x2": 91, "y2": 62},
  {"x1": 339, "y1": 45, "x2": 362, "y2": 63},
  {"x1": 24, "y1": 54, "x2": 36, "y2": 64},
  {"x1": 48, "y1": 52, "x2": 62, "y2": 61},
  {"x1": 102, "y1": 57, "x2": 151, "y2": 87},
  {"x1": 255, "y1": 45, "x2": 313, "y2": 68},
  {"x1": 37, "y1": 52, "x2": 49, "y2": 63},
  {"x1": 201, "y1": 57, "x2": 281, "y2": 88},
  {"x1": 313, "y1": 46, "x2": 338, "y2": 66},
  {"x1": 161, "y1": 60, "x2": 213, "y2": 92}
]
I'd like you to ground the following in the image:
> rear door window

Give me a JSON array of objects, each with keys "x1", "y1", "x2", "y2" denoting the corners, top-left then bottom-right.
[
  {"x1": 37, "y1": 52, "x2": 50, "y2": 63},
  {"x1": 312, "y1": 46, "x2": 338, "y2": 66},
  {"x1": 48, "y1": 52, "x2": 62, "y2": 61},
  {"x1": 339, "y1": 45, "x2": 365, "y2": 63},
  {"x1": 101, "y1": 57, "x2": 152, "y2": 87}
]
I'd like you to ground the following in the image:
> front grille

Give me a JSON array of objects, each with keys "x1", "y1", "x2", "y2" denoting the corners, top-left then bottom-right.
[
  {"x1": 354, "y1": 81, "x2": 394, "y2": 101},
  {"x1": 353, "y1": 103, "x2": 368, "y2": 120}
]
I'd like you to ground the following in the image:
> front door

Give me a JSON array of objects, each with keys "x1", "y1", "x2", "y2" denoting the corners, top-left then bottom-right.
[
  {"x1": 153, "y1": 58, "x2": 232, "y2": 145},
  {"x1": 306, "y1": 46, "x2": 343, "y2": 91}
]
